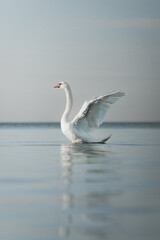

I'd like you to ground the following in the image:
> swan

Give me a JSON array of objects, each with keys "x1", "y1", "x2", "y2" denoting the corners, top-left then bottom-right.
[{"x1": 54, "y1": 82, "x2": 125, "y2": 144}]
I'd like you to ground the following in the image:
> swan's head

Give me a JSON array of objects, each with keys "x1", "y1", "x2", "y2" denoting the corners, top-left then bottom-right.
[{"x1": 54, "y1": 82, "x2": 68, "y2": 89}]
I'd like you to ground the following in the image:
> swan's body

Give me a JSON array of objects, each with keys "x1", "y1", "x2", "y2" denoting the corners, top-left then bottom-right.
[{"x1": 54, "y1": 82, "x2": 125, "y2": 143}]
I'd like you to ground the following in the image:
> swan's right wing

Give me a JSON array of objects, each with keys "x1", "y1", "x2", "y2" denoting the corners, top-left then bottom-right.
[{"x1": 72, "y1": 90, "x2": 125, "y2": 132}]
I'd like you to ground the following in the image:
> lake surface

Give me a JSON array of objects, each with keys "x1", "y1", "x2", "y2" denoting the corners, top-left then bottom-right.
[{"x1": 0, "y1": 123, "x2": 160, "y2": 240}]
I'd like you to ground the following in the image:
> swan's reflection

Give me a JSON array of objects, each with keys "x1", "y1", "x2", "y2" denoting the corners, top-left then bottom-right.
[
  {"x1": 59, "y1": 143, "x2": 114, "y2": 238},
  {"x1": 60, "y1": 143, "x2": 111, "y2": 167}
]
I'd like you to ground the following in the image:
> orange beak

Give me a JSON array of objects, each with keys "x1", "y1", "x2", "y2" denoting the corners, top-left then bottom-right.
[{"x1": 54, "y1": 84, "x2": 61, "y2": 88}]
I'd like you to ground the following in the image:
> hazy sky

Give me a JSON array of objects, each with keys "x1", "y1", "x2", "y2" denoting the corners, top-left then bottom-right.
[{"x1": 0, "y1": 0, "x2": 160, "y2": 122}]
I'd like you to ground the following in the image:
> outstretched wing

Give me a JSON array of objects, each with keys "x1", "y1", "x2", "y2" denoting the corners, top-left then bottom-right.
[{"x1": 72, "y1": 90, "x2": 125, "y2": 132}]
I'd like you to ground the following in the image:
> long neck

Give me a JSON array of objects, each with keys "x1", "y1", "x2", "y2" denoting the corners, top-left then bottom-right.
[{"x1": 61, "y1": 85, "x2": 73, "y2": 123}]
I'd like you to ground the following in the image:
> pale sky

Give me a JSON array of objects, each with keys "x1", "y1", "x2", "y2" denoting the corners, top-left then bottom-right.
[{"x1": 0, "y1": 0, "x2": 160, "y2": 122}]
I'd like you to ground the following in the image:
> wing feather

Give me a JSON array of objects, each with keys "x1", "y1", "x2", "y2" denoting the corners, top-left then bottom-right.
[{"x1": 72, "y1": 90, "x2": 125, "y2": 132}]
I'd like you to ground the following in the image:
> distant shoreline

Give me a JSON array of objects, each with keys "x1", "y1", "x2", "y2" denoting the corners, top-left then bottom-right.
[{"x1": 0, "y1": 122, "x2": 160, "y2": 129}]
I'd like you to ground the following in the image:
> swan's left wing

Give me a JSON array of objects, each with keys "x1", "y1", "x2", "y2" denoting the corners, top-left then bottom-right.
[{"x1": 72, "y1": 90, "x2": 125, "y2": 132}]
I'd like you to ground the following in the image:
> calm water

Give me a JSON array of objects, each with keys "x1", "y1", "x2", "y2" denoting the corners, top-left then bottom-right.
[{"x1": 0, "y1": 123, "x2": 160, "y2": 240}]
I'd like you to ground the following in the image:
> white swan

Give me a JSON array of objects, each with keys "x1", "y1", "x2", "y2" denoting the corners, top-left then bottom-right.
[{"x1": 54, "y1": 82, "x2": 125, "y2": 144}]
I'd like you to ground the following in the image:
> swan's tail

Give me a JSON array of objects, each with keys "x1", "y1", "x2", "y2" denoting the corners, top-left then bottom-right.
[{"x1": 99, "y1": 134, "x2": 112, "y2": 144}]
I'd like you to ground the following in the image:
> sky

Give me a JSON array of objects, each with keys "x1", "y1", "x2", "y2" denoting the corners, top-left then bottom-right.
[{"x1": 0, "y1": 0, "x2": 160, "y2": 122}]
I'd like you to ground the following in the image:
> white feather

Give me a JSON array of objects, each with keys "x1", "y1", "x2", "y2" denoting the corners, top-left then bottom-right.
[{"x1": 72, "y1": 90, "x2": 125, "y2": 132}]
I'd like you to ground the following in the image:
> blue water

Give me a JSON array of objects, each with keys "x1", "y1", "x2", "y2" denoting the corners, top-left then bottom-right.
[{"x1": 0, "y1": 123, "x2": 160, "y2": 240}]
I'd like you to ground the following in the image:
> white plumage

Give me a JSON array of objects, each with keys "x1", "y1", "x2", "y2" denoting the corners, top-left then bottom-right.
[{"x1": 54, "y1": 82, "x2": 125, "y2": 143}]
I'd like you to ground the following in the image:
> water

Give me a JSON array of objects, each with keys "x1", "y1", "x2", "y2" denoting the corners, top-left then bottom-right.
[{"x1": 0, "y1": 123, "x2": 160, "y2": 240}]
